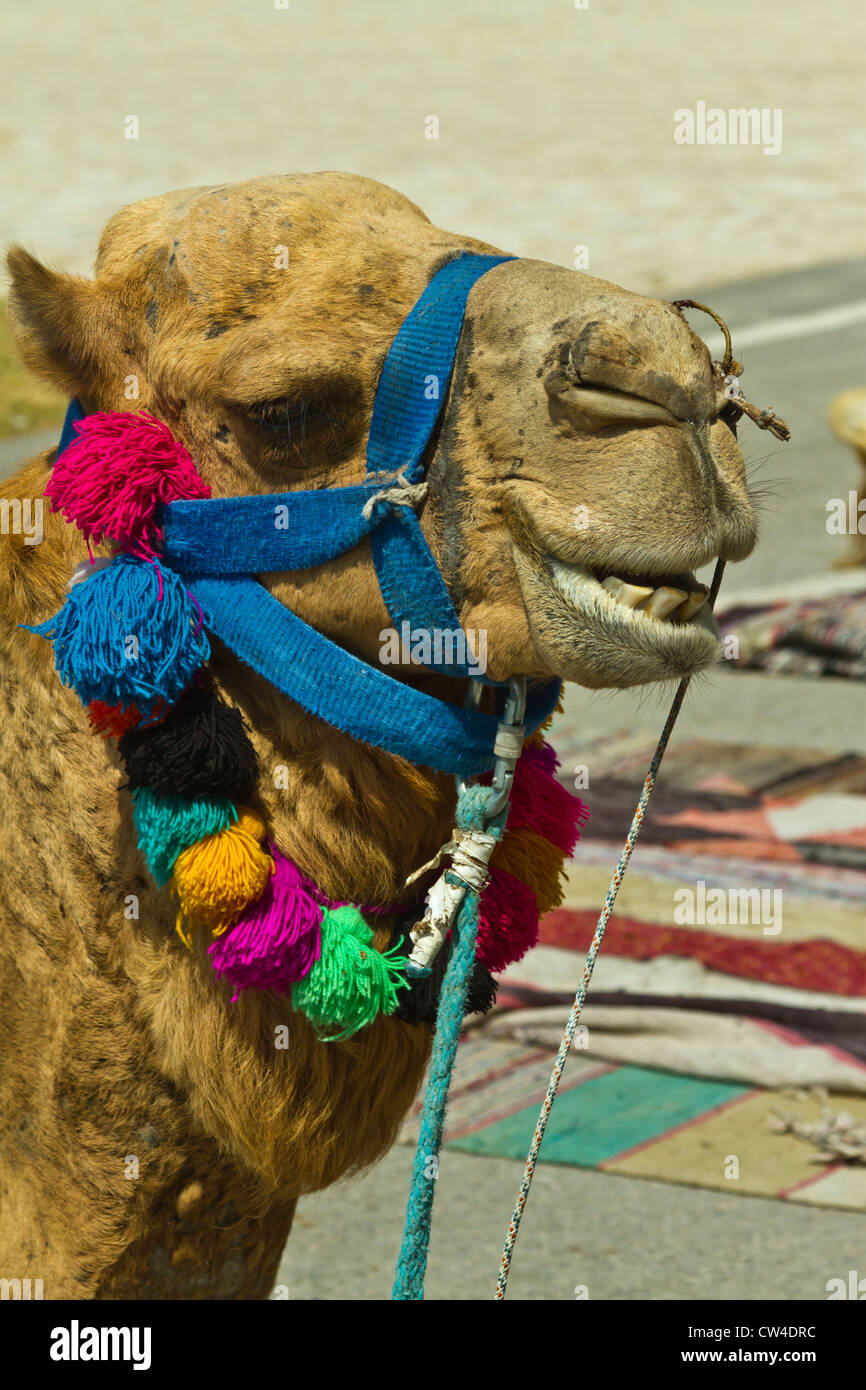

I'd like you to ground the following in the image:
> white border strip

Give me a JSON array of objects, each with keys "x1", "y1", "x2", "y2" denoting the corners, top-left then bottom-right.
[{"x1": 701, "y1": 298, "x2": 866, "y2": 358}]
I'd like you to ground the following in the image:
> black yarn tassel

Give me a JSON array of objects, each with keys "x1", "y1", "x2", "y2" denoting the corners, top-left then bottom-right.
[
  {"x1": 465, "y1": 961, "x2": 498, "y2": 1017},
  {"x1": 118, "y1": 685, "x2": 259, "y2": 801},
  {"x1": 393, "y1": 927, "x2": 498, "y2": 1028},
  {"x1": 393, "y1": 938, "x2": 449, "y2": 1028}
]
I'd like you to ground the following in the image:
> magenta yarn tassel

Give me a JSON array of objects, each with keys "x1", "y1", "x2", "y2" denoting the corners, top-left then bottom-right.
[
  {"x1": 476, "y1": 866, "x2": 540, "y2": 973},
  {"x1": 46, "y1": 410, "x2": 210, "y2": 556},
  {"x1": 496, "y1": 742, "x2": 590, "y2": 857},
  {"x1": 522, "y1": 740, "x2": 558, "y2": 775},
  {"x1": 473, "y1": 740, "x2": 590, "y2": 973},
  {"x1": 209, "y1": 846, "x2": 323, "y2": 998}
]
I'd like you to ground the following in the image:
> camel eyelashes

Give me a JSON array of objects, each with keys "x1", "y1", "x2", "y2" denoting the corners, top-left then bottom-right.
[
  {"x1": 250, "y1": 398, "x2": 314, "y2": 429},
  {"x1": 247, "y1": 397, "x2": 344, "y2": 444},
  {"x1": 575, "y1": 382, "x2": 677, "y2": 415}
]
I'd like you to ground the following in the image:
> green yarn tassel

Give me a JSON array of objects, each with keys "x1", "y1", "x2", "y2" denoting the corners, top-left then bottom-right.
[
  {"x1": 293, "y1": 905, "x2": 408, "y2": 1040},
  {"x1": 132, "y1": 786, "x2": 237, "y2": 885}
]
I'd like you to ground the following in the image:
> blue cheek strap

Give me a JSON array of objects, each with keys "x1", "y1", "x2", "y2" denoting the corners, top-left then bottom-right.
[{"x1": 55, "y1": 252, "x2": 561, "y2": 773}]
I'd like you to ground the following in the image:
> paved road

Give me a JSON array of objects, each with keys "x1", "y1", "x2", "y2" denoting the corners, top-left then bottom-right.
[
  {"x1": 3, "y1": 0, "x2": 866, "y2": 295},
  {"x1": 277, "y1": 1143, "x2": 866, "y2": 1301}
]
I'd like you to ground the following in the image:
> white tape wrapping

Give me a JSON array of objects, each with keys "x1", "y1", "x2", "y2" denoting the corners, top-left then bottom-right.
[{"x1": 408, "y1": 827, "x2": 498, "y2": 973}]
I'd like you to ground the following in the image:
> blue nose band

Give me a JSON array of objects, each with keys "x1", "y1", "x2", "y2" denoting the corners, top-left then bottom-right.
[{"x1": 55, "y1": 252, "x2": 560, "y2": 774}]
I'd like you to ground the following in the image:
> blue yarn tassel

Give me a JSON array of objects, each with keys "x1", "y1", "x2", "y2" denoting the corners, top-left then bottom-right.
[
  {"x1": 23, "y1": 553, "x2": 210, "y2": 717},
  {"x1": 392, "y1": 783, "x2": 507, "y2": 1300}
]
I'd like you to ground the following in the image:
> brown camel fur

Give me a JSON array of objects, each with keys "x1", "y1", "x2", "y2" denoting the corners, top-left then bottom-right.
[{"x1": 0, "y1": 172, "x2": 757, "y2": 1298}]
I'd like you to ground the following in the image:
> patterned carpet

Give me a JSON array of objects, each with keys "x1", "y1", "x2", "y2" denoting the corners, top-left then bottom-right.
[
  {"x1": 716, "y1": 572, "x2": 866, "y2": 679},
  {"x1": 401, "y1": 730, "x2": 866, "y2": 1210}
]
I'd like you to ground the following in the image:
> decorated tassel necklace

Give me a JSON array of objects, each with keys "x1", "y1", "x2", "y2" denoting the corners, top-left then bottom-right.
[
  {"x1": 27, "y1": 405, "x2": 589, "y2": 1039},
  {"x1": 24, "y1": 255, "x2": 592, "y2": 1041}
]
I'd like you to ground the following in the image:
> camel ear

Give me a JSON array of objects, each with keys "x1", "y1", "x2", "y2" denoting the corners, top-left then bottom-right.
[{"x1": 6, "y1": 247, "x2": 121, "y2": 398}]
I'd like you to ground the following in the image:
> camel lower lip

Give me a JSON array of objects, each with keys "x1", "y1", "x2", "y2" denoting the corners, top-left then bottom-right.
[{"x1": 511, "y1": 544, "x2": 723, "y2": 690}]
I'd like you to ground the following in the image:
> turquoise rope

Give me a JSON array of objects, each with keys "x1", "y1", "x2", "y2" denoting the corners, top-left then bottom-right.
[{"x1": 392, "y1": 783, "x2": 507, "y2": 1300}]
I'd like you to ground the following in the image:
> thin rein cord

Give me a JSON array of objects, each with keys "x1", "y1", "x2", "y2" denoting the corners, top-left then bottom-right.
[
  {"x1": 494, "y1": 554, "x2": 727, "y2": 1299},
  {"x1": 493, "y1": 302, "x2": 790, "y2": 1298}
]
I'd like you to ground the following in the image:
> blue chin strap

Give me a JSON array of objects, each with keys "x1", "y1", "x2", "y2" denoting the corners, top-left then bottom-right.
[{"x1": 58, "y1": 252, "x2": 560, "y2": 775}]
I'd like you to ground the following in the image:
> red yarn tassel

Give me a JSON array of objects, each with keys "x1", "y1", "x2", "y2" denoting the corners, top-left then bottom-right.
[
  {"x1": 87, "y1": 698, "x2": 169, "y2": 739},
  {"x1": 87, "y1": 700, "x2": 145, "y2": 738},
  {"x1": 505, "y1": 743, "x2": 590, "y2": 856},
  {"x1": 476, "y1": 867, "x2": 540, "y2": 973}
]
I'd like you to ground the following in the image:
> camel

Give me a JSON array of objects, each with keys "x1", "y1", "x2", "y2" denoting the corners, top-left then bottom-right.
[{"x1": 0, "y1": 172, "x2": 757, "y2": 1299}]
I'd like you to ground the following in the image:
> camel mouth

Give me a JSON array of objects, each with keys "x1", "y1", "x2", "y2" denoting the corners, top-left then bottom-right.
[
  {"x1": 547, "y1": 558, "x2": 712, "y2": 626},
  {"x1": 513, "y1": 546, "x2": 723, "y2": 689}
]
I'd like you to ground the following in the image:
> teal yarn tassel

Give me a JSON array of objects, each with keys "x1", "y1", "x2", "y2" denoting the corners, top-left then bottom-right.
[
  {"x1": 24, "y1": 552, "x2": 210, "y2": 717},
  {"x1": 132, "y1": 786, "x2": 236, "y2": 885},
  {"x1": 392, "y1": 783, "x2": 507, "y2": 1300}
]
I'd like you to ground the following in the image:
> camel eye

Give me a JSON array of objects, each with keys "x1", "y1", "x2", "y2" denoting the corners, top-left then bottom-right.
[
  {"x1": 249, "y1": 398, "x2": 317, "y2": 434},
  {"x1": 240, "y1": 379, "x2": 365, "y2": 467},
  {"x1": 246, "y1": 396, "x2": 348, "y2": 448}
]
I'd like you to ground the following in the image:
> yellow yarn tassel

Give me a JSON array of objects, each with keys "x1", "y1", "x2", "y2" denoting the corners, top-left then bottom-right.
[
  {"x1": 491, "y1": 826, "x2": 566, "y2": 918},
  {"x1": 172, "y1": 808, "x2": 273, "y2": 946}
]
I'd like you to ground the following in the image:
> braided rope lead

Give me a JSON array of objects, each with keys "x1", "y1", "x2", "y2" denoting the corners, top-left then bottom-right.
[
  {"x1": 393, "y1": 783, "x2": 507, "y2": 1300},
  {"x1": 494, "y1": 559, "x2": 727, "y2": 1299}
]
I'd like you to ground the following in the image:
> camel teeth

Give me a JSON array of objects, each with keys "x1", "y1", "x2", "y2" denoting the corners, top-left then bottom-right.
[
  {"x1": 637, "y1": 585, "x2": 689, "y2": 619},
  {"x1": 675, "y1": 588, "x2": 709, "y2": 622},
  {"x1": 601, "y1": 576, "x2": 654, "y2": 609},
  {"x1": 599, "y1": 575, "x2": 707, "y2": 623}
]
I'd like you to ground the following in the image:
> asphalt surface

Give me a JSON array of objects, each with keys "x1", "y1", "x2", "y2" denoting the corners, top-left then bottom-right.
[
  {"x1": 277, "y1": 1144, "x2": 866, "y2": 1302},
  {"x1": 4, "y1": 1, "x2": 865, "y2": 295}
]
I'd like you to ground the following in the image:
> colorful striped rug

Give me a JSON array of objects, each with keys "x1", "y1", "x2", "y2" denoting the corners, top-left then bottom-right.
[
  {"x1": 547, "y1": 729, "x2": 866, "y2": 1014},
  {"x1": 715, "y1": 571, "x2": 866, "y2": 679},
  {"x1": 400, "y1": 1035, "x2": 866, "y2": 1211},
  {"x1": 400, "y1": 732, "x2": 866, "y2": 1210}
]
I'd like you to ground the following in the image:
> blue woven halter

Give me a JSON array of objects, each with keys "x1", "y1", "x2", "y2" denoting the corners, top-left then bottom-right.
[{"x1": 57, "y1": 252, "x2": 560, "y2": 774}]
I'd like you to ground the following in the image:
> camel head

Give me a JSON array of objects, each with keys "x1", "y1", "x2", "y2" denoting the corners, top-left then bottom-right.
[{"x1": 8, "y1": 171, "x2": 757, "y2": 696}]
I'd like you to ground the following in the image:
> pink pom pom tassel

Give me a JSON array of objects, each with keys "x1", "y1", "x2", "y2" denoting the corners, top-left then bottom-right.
[
  {"x1": 209, "y1": 846, "x2": 323, "y2": 998},
  {"x1": 46, "y1": 411, "x2": 210, "y2": 556},
  {"x1": 523, "y1": 740, "x2": 558, "y2": 775},
  {"x1": 476, "y1": 866, "x2": 540, "y2": 973},
  {"x1": 502, "y1": 742, "x2": 591, "y2": 857}
]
